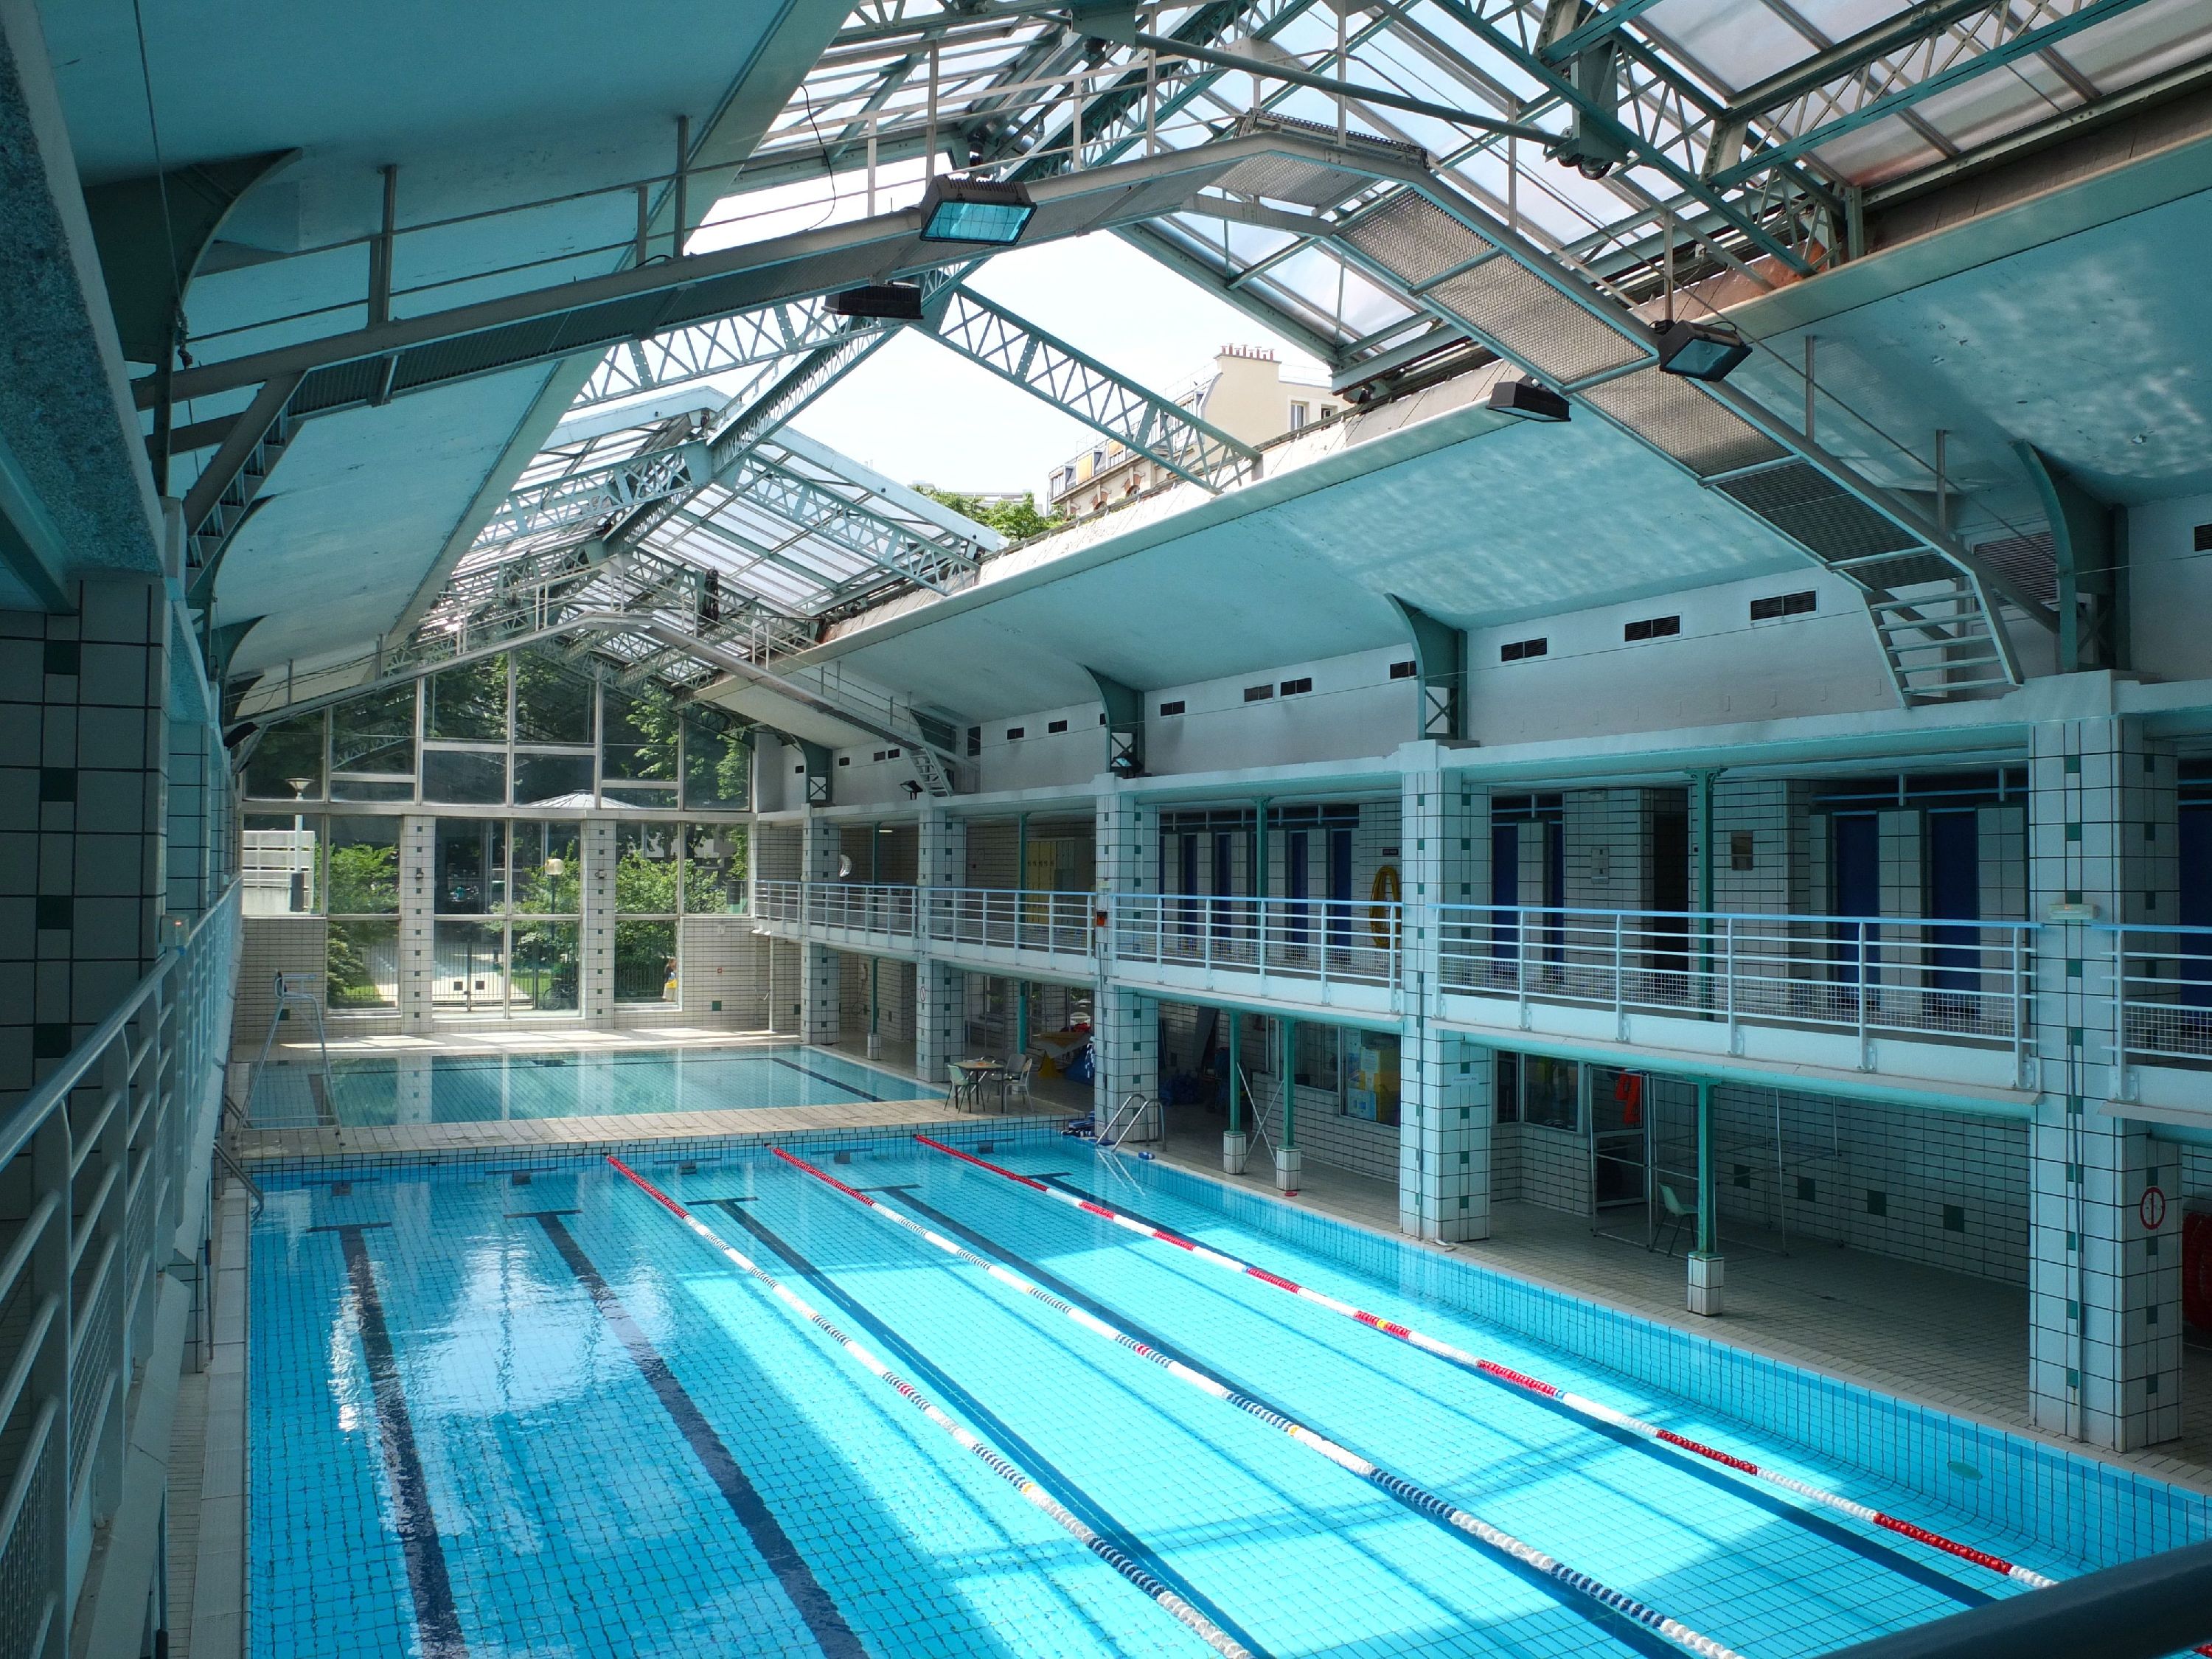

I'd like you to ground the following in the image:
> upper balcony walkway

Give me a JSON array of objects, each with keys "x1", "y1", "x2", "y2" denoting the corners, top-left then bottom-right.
[{"x1": 749, "y1": 880, "x2": 2212, "y2": 1115}]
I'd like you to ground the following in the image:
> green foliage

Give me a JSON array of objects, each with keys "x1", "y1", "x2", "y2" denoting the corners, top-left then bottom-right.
[
  {"x1": 919, "y1": 487, "x2": 1062, "y2": 543},
  {"x1": 603, "y1": 684, "x2": 680, "y2": 781},
  {"x1": 614, "y1": 849, "x2": 678, "y2": 914},
  {"x1": 326, "y1": 922, "x2": 394, "y2": 1006},
  {"x1": 327, "y1": 842, "x2": 397, "y2": 915}
]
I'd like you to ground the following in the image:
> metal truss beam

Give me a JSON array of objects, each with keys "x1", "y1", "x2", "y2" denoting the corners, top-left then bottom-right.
[
  {"x1": 924, "y1": 285, "x2": 1260, "y2": 492},
  {"x1": 1706, "y1": 0, "x2": 2156, "y2": 184},
  {"x1": 476, "y1": 440, "x2": 712, "y2": 548},
  {"x1": 571, "y1": 296, "x2": 904, "y2": 410}
]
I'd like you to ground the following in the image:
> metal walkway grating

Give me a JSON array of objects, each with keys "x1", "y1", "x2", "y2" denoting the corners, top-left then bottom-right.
[
  {"x1": 1717, "y1": 462, "x2": 1921, "y2": 563},
  {"x1": 1424, "y1": 261, "x2": 1648, "y2": 386},
  {"x1": 1581, "y1": 369, "x2": 1786, "y2": 478}
]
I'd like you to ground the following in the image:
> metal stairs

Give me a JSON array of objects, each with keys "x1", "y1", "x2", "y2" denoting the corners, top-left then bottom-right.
[{"x1": 1865, "y1": 574, "x2": 2020, "y2": 706}]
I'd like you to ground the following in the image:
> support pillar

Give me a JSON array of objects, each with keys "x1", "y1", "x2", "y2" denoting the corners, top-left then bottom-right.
[
  {"x1": 1276, "y1": 1015, "x2": 1300, "y2": 1193},
  {"x1": 400, "y1": 815, "x2": 436, "y2": 1034},
  {"x1": 914, "y1": 809, "x2": 968, "y2": 1084},
  {"x1": 1093, "y1": 782, "x2": 1158, "y2": 1132},
  {"x1": 579, "y1": 819, "x2": 616, "y2": 1026},
  {"x1": 1396, "y1": 759, "x2": 1490, "y2": 1239},
  {"x1": 800, "y1": 810, "x2": 842, "y2": 1046},
  {"x1": 2028, "y1": 714, "x2": 2182, "y2": 1450},
  {"x1": 1093, "y1": 985, "x2": 1158, "y2": 1138},
  {"x1": 1688, "y1": 1078, "x2": 1723, "y2": 1315}
]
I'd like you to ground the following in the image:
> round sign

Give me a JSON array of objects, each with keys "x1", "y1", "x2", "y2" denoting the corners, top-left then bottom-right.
[{"x1": 2140, "y1": 1185, "x2": 2167, "y2": 1231}]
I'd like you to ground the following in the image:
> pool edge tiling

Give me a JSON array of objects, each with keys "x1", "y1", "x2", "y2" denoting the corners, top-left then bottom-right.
[
  {"x1": 245, "y1": 1133, "x2": 2212, "y2": 1659},
  {"x1": 1091, "y1": 1151, "x2": 2212, "y2": 1560}
]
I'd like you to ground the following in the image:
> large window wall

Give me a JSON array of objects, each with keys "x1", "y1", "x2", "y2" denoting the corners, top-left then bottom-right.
[
  {"x1": 240, "y1": 651, "x2": 751, "y2": 813},
  {"x1": 434, "y1": 818, "x2": 582, "y2": 1015}
]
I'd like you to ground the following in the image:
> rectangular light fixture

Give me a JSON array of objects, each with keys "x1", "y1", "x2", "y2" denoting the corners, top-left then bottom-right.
[
  {"x1": 1486, "y1": 378, "x2": 1571, "y2": 422},
  {"x1": 919, "y1": 175, "x2": 1036, "y2": 244},
  {"x1": 827, "y1": 283, "x2": 925, "y2": 321},
  {"x1": 1652, "y1": 318, "x2": 1752, "y2": 382}
]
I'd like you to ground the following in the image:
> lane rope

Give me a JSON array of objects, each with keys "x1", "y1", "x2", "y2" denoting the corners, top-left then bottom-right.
[
  {"x1": 777, "y1": 1147, "x2": 1746, "y2": 1659},
  {"x1": 601, "y1": 1156, "x2": 1259, "y2": 1659},
  {"x1": 914, "y1": 1134, "x2": 2074, "y2": 1599}
]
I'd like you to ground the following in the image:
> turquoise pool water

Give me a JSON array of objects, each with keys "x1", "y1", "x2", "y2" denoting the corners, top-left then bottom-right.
[
  {"x1": 248, "y1": 1132, "x2": 2209, "y2": 1658},
  {"x1": 302, "y1": 1046, "x2": 935, "y2": 1127}
]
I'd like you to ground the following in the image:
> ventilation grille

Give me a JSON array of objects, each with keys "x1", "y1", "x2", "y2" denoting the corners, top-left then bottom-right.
[{"x1": 1970, "y1": 530, "x2": 2057, "y2": 611}]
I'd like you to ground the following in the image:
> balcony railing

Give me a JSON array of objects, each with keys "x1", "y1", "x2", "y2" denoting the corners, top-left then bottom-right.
[
  {"x1": 752, "y1": 880, "x2": 1095, "y2": 959},
  {"x1": 1110, "y1": 892, "x2": 1403, "y2": 990},
  {"x1": 1436, "y1": 904, "x2": 2034, "y2": 1061},
  {"x1": 0, "y1": 886, "x2": 240, "y2": 1659},
  {"x1": 2107, "y1": 921, "x2": 2212, "y2": 1069}
]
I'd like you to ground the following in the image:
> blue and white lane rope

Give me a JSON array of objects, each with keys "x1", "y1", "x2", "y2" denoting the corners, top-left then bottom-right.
[
  {"x1": 917, "y1": 1136, "x2": 2088, "y2": 1604},
  {"x1": 602, "y1": 1157, "x2": 1258, "y2": 1659},
  {"x1": 773, "y1": 1147, "x2": 1748, "y2": 1659}
]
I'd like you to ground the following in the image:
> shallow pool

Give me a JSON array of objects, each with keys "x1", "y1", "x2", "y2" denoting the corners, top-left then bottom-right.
[
  {"x1": 293, "y1": 1045, "x2": 936, "y2": 1127},
  {"x1": 246, "y1": 1131, "x2": 2208, "y2": 1658}
]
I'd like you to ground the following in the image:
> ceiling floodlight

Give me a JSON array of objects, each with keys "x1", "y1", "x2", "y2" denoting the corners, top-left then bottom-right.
[
  {"x1": 1652, "y1": 319, "x2": 1751, "y2": 383},
  {"x1": 918, "y1": 175, "x2": 1036, "y2": 245},
  {"x1": 1486, "y1": 378, "x2": 1571, "y2": 422},
  {"x1": 828, "y1": 283, "x2": 925, "y2": 321}
]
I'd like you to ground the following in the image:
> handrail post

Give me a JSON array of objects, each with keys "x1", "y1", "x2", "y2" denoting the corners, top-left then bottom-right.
[
  {"x1": 2112, "y1": 925, "x2": 2128, "y2": 1088},
  {"x1": 1857, "y1": 925, "x2": 1871, "y2": 1066},
  {"x1": 1515, "y1": 905, "x2": 1527, "y2": 1026},
  {"x1": 2014, "y1": 924, "x2": 2029, "y2": 1086},
  {"x1": 1724, "y1": 914, "x2": 1736, "y2": 1047},
  {"x1": 1613, "y1": 911, "x2": 1624, "y2": 1026}
]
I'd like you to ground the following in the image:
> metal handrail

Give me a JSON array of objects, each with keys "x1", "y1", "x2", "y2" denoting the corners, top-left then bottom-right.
[
  {"x1": 1099, "y1": 1093, "x2": 1155, "y2": 1150},
  {"x1": 0, "y1": 894, "x2": 236, "y2": 1168}
]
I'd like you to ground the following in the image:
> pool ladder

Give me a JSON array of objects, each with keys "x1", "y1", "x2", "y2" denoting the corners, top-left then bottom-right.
[{"x1": 1099, "y1": 1092, "x2": 1160, "y2": 1150}]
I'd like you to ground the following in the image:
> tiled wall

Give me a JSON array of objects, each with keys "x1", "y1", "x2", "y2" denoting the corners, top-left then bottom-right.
[
  {"x1": 1709, "y1": 1088, "x2": 2031, "y2": 1284},
  {"x1": 835, "y1": 949, "x2": 917, "y2": 1043},
  {"x1": 0, "y1": 579, "x2": 169, "y2": 1095},
  {"x1": 234, "y1": 918, "x2": 327, "y2": 1046},
  {"x1": 678, "y1": 917, "x2": 772, "y2": 1026},
  {"x1": 1517, "y1": 1123, "x2": 1590, "y2": 1214}
]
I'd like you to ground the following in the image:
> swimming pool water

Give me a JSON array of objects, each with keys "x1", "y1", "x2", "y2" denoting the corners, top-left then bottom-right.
[
  {"x1": 248, "y1": 1134, "x2": 2202, "y2": 1659},
  {"x1": 308, "y1": 1045, "x2": 934, "y2": 1127}
]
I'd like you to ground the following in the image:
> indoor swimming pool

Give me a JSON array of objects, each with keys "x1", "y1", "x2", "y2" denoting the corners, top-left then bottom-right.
[
  {"x1": 290, "y1": 1045, "x2": 935, "y2": 1127},
  {"x1": 248, "y1": 1132, "x2": 2211, "y2": 1659}
]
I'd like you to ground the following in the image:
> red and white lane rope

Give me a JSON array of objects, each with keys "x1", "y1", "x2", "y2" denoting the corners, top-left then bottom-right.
[
  {"x1": 777, "y1": 1147, "x2": 1747, "y2": 1659},
  {"x1": 600, "y1": 1157, "x2": 1257, "y2": 1659},
  {"x1": 914, "y1": 1135, "x2": 2066, "y2": 1596}
]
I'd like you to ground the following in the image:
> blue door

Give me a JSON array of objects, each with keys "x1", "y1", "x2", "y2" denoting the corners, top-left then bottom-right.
[
  {"x1": 1927, "y1": 811, "x2": 1979, "y2": 995},
  {"x1": 1212, "y1": 830, "x2": 1235, "y2": 945},
  {"x1": 1287, "y1": 830, "x2": 1310, "y2": 946},
  {"x1": 1832, "y1": 813, "x2": 1879, "y2": 984},
  {"x1": 1328, "y1": 828, "x2": 1353, "y2": 951},
  {"x1": 1178, "y1": 834, "x2": 1198, "y2": 942},
  {"x1": 2183, "y1": 806, "x2": 2211, "y2": 1008},
  {"x1": 1492, "y1": 822, "x2": 1520, "y2": 964}
]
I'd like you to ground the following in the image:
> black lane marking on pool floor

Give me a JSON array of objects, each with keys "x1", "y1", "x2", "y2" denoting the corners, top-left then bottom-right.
[
  {"x1": 1028, "y1": 1175, "x2": 1992, "y2": 1609},
  {"x1": 874, "y1": 1189, "x2": 1701, "y2": 1658},
  {"x1": 313, "y1": 1223, "x2": 470, "y2": 1659},
  {"x1": 700, "y1": 1196, "x2": 1276, "y2": 1659},
  {"x1": 515, "y1": 1208, "x2": 867, "y2": 1658},
  {"x1": 771, "y1": 1057, "x2": 886, "y2": 1102}
]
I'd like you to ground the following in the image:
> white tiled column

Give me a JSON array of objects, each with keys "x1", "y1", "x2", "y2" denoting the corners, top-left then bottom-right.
[
  {"x1": 800, "y1": 812, "x2": 842, "y2": 1043},
  {"x1": 399, "y1": 816, "x2": 436, "y2": 1034},
  {"x1": 914, "y1": 810, "x2": 968, "y2": 1082},
  {"x1": 0, "y1": 579, "x2": 169, "y2": 1094},
  {"x1": 1398, "y1": 763, "x2": 1492, "y2": 1240},
  {"x1": 2027, "y1": 715, "x2": 2183, "y2": 1450},
  {"x1": 1093, "y1": 782, "x2": 1160, "y2": 1132},
  {"x1": 580, "y1": 819, "x2": 616, "y2": 1026}
]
